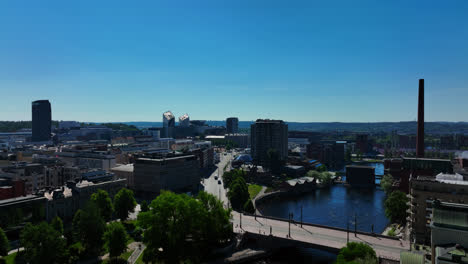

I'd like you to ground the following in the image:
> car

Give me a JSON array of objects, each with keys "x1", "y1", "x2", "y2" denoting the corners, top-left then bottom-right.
[
  {"x1": 214, "y1": 176, "x2": 218, "y2": 180},
  {"x1": 218, "y1": 180, "x2": 222, "y2": 184}
]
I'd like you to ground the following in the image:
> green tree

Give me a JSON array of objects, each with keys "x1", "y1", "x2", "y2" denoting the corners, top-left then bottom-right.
[
  {"x1": 0, "y1": 227, "x2": 8, "y2": 257},
  {"x1": 104, "y1": 222, "x2": 128, "y2": 259},
  {"x1": 138, "y1": 191, "x2": 232, "y2": 263},
  {"x1": 336, "y1": 242, "x2": 377, "y2": 264},
  {"x1": 72, "y1": 209, "x2": 83, "y2": 242},
  {"x1": 140, "y1": 200, "x2": 149, "y2": 212},
  {"x1": 114, "y1": 188, "x2": 137, "y2": 221},
  {"x1": 317, "y1": 164, "x2": 327, "y2": 172},
  {"x1": 20, "y1": 222, "x2": 67, "y2": 264},
  {"x1": 90, "y1": 189, "x2": 114, "y2": 221},
  {"x1": 243, "y1": 199, "x2": 255, "y2": 214},
  {"x1": 50, "y1": 216, "x2": 64, "y2": 234},
  {"x1": 380, "y1": 174, "x2": 394, "y2": 195},
  {"x1": 384, "y1": 191, "x2": 409, "y2": 224},
  {"x1": 222, "y1": 169, "x2": 246, "y2": 188},
  {"x1": 227, "y1": 177, "x2": 249, "y2": 211},
  {"x1": 74, "y1": 202, "x2": 106, "y2": 256}
]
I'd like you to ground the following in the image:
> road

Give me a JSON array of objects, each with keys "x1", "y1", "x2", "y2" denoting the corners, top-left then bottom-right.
[
  {"x1": 202, "y1": 151, "x2": 234, "y2": 207},
  {"x1": 231, "y1": 212, "x2": 408, "y2": 261}
]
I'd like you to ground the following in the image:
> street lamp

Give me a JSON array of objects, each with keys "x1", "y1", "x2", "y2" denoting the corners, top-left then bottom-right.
[{"x1": 300, "y1": 205, "x2": 303, "y2": 228}]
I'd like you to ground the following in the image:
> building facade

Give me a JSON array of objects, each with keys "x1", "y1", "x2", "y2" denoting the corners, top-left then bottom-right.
[
  {"x1": 250, "y1": 119, "x2": 288, "y2": 165},
  {"x1": 32, "y1": 100, "x2": 52, "y2": 142},
  {"x1": 226, "y1": 117, "x2": 239, "y2": 134},
  {"x1": 346, "y1": 165, "x2": 375, "y2": 187},
  {"x1": 410, "y1": 173, "x2": 468, "y2": 245},
  {"x1": 133, "y1": 154, "x2": 200, "y2": 199}
]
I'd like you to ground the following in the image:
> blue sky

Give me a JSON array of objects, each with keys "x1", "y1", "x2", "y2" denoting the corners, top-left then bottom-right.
[{"x1": 1, "y1": 0, "x2": 467, "y2": 122}]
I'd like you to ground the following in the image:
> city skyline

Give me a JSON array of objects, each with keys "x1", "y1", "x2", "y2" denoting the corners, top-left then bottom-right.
[{"x1": 1, "y1": 0, "x2": 468, "y2": 122}]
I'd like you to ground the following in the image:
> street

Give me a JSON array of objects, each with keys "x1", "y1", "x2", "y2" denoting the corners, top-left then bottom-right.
[{"x1": 202, "y1": 151, "x2": 234, "y2": 207}]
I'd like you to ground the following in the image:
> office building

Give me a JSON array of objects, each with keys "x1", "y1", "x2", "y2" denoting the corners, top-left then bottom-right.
[
  {"x1": 133, "y1": 154, "x2": 200, "y2": 199},
  {"x1": 31, "y1": 100, "x2": 52, "y2": 142},
  {"x1": 179, "y1": 114, "x2": 190, "y2": 127},
  {"x1": 355, "y1": 134, "x2": 368, "y2": 154},
  {"x1": 225, "y1": 133, "x2": 249, "y2": 148},
  {"x1": 410, "y1": 173, "x2": 468, "y2": 245},
  {"x1": 163, "y1": 111, "x2": 175, "y2": 138},
  {"x1": 430, "y1": 200, "x2": 468, "y2": 264},
  {"x1": 346, "y1": 165, "x2": 375, "y2": 187},
  {"x1": 251, "y1": 119, "x2": 288, "y2": 165},
  {"x1": 226, "y1": 117, "x2": 239, "y2": 134}
]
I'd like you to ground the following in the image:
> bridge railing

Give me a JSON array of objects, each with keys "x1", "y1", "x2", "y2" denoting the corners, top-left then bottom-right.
[{"x1": 240, "y1": 213, "x2": 400, "y2": 241}]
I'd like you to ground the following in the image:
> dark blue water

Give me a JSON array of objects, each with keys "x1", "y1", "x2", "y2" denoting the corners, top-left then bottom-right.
[
  {"x1": 257, "y1": 185, "x2": 389, "y2": 263},
  {"x1": 260, "y1": 185, "x2": 388, "y2": 233}
]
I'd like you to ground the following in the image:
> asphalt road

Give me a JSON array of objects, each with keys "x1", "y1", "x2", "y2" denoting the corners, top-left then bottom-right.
[{"x1": 202, "y1": 151, "x2": 234, "y2": 207}]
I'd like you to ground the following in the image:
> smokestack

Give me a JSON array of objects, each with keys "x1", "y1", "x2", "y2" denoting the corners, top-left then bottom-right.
[{"x1": 416, "y1": 79, "x2": 424, "y2": 158}]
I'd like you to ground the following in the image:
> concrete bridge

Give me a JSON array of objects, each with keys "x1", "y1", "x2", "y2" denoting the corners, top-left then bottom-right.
[{"x1": 231, "y1": 212, "x2": 408, "y2": 262}]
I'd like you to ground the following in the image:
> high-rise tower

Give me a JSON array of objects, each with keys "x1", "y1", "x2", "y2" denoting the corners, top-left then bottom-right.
[
  {"x1": 226, "y1": 117, "x2": 239, "y2": 134},
  {"x1": 32, "y1": 100, "x2": 52, "y2": 142},
  {"x1": 416, "y1": 79, "x2": 425, "y2": 158}
]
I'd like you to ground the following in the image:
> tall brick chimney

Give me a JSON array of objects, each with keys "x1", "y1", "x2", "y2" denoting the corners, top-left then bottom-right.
[{"x1": 416, "y1": 79, "x2": 424, "y2": 158}]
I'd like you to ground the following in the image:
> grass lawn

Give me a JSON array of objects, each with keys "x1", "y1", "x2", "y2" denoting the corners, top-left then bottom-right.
[
  {"x1": 248, "y1": 184, "x2": 262, "y2": 200},
  {"x1": 4, "y1": 252, "x2": 16, "y2": 264},
  {"x1": 265, "y1": 186, "x2": 275, "y2": 193}
]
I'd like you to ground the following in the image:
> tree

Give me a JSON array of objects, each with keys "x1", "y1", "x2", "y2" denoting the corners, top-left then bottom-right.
[
  {"x1": 114, "y1": 188, "x2": 137, "y2": 221},
  {"x1": 20, "y1": 222, "x2": 67, "y2": 264},
  {"x1": 317, "y1": 164, "x2": 327, "y2": 172},
  {"x1": 384, "y1": 191, "x2": 409, "y2": 224},
  {"x1": 90, "y1": 189, "x2": 114, "y2": 221},
  {"x1": 227, "y1": 177, "x2": 249, "y2": 211},
  {"x1": 74, "y1": 202, "x2": 106, "y2": 256},
  {"x1": 336, "y1": 242, "x2": 377, "y2": 264},
  {"x1": 138, "y1": 191, "x2": 232, "y2": 263},
  {"x1": 51, "y1": 216, "x2": 64, "y2": 234},
  {"x1": 222, "y1": 169, "x2": 246, "y2": 188},
  {"x1": 140, "y1": 200, "x2": 149, "y2": 212},
  {"x1": 380, "y1": 174, "x2": 394, "y2": 195},
  {"x1": 0, "y1": 227, "x2": 8, "y2": 257},
  {"x1": 72, "y1": 209, "x2": 83, "y2": 242},
  {"x1": 104, "y1": 222, "x2": 128, "y2": 259},
  {"x1": 243, "y1": 199, "x2": 255, "y2": 214}
]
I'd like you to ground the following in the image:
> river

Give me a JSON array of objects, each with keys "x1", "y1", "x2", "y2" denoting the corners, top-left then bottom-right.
[{"x1": 256, "y1": 163, "x2": 388, "y2": 263}]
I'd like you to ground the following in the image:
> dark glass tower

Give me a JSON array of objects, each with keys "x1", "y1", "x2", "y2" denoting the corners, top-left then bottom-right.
[
  {"x1": 226, "y1": 117, "x2": 239, "y2": 134},
  {"x1": 32, "y1": 100, "x2": 51, "y2": 142}
]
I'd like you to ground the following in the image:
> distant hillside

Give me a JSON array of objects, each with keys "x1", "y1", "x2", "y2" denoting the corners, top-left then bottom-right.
[
  {"x1": 2, "y1": 120, "x2": 467, "y2": 135},
  {"x1": 122, "y1": 121, "x2": 468, "y2": 135}
]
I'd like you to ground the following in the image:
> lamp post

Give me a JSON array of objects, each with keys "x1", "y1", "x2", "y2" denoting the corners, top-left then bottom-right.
[
  {"x1": 300, "y1": 205, "x2": 303, "y2": 228},
  {"x1": 354, "y1": 213, "x2": 357, "y2": 237},
  {"x1": 347, "y1": 221, "x2": 349, "y2": 243},
  {"x1": 240, "y1": 213, "x2": 242, "y2": 229},
  {"x1": 288, "y1": 213, "x2": 292, "y2": 238}
]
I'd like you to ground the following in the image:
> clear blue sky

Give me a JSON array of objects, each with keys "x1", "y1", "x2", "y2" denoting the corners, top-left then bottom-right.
[{"x1": 1, "y1": 0, "x2": 467, "y2": 122}]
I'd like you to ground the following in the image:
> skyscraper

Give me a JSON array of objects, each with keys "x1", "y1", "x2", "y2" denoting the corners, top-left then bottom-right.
[
  {"x1": 226, "y1": 117, "x2": 239, "y2": 134},
  {"x1": 179, "y1": 114, "x2": 190, "y2": 127},
  {"x1": 416, "y1": 79, "x2": 425, "y2": 158},
  {"x1": 32, "y1": 100, "x2": 51, "y2": 142},
  {"x1": 163, "y1": 111, "x2": 175, "y2": 138},
  {"x1": 250, "y1": 119, "x2": 288, "y2": 164}
]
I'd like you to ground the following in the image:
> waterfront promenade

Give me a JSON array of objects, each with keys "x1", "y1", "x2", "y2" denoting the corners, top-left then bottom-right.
[{"x1": 231, "y1": 212, "x2": 408, "y2": 261}]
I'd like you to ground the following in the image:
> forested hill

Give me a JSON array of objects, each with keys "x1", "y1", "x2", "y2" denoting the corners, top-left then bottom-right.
[
  {"x1": 1, "y1": 121, "x2": 467, "y2": 135},
  {"x1": 123, "y1": 121, "x2": 468, "y2": 135}
]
